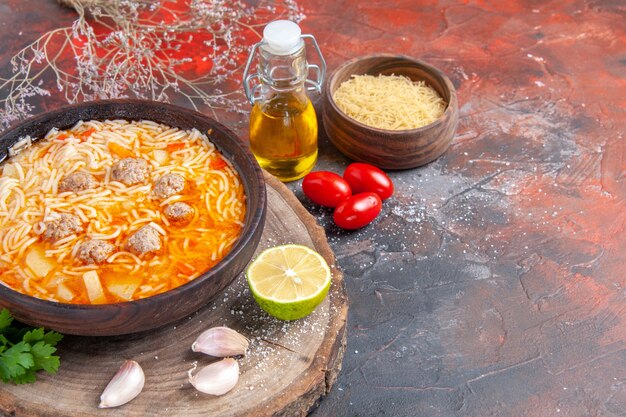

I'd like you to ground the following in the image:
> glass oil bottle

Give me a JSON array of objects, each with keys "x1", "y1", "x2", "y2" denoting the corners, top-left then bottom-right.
[{"x1": 243, "y1": 20, "x2": 326, "y2": 182}]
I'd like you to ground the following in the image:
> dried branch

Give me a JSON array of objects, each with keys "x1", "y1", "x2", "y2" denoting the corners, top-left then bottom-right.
[{"x1": 0, "y1": 0, "x2": 304, "y2": 128}]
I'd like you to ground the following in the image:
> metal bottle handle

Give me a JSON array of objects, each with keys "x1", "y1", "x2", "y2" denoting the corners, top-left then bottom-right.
[
  {"x1": 301, "y1": 34, "x2": 326, "y2": 95},
  {"x1": 242, "y1": 35, "x2": 326, "y2": 105},
  {"x1": 242, "y1": 42, "x2": 262, "y2": 105}
]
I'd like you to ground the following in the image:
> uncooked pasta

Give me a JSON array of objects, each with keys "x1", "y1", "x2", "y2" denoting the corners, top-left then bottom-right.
[{"x1": 333, "y1": 74, "x2": 446, "y2": 130}]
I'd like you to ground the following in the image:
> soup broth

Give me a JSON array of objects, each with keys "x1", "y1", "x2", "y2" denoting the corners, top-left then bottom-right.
[{"x1": 0, "y1": 120, "x2": 246, "y2": 304}]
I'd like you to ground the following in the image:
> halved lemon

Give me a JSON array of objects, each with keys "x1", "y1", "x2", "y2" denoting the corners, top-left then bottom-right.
[{"x1": 246, "y1": 244, "x2": 331, "y2": 320}]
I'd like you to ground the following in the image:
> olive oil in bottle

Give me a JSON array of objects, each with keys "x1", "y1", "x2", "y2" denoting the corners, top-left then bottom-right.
[
  {"x1": 243, "y1": 20, "x2": 326, "y2": 182},
  {"x1": 249, "y1": 92, "x2": 317, "y2": 182}
]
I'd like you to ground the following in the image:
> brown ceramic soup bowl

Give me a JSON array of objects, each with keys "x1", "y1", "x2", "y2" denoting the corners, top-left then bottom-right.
[
  {"x1": 0, "y1": 99, "x2": 266, "y2": 336},
  {"x1": 322, "y1": 54, "x2": 458, "y2": 170}
]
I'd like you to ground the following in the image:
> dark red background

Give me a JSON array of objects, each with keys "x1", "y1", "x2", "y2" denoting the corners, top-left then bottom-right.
[{"x1": 1, "y1": 1, "x2": 625, "y2": 416}]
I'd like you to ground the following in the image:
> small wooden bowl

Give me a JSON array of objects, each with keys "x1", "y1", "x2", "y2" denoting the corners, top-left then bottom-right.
[
  {"x1": 0, "y1": 100, "x2": 266, "y2": 336},
  {"x1": 322, "y1": 55, "x2": 458, "y2": 169}
]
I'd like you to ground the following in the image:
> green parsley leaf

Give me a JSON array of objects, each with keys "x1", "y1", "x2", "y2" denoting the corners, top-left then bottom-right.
[
  {"x1": 43, "y1": 330, "x2": 63, "y2": 347},
  {"x1": 30, "y1": 341, "x2": 60, "y2": 374},
  {"x1": 23, "y1": 328, "x2": 44, "y2": 344},
  {"x1": 12, "y1": 370, "x2": 37, "y2": 385},
  {"x1": 0, "y1": 342, "x2": 33, "y2": 381},
  {"x1": 0, "y1": 309, "x2": 13, "y2": 331},
  {"x1": 0, "y1": 309, "x2": 63, "y2": 384}
]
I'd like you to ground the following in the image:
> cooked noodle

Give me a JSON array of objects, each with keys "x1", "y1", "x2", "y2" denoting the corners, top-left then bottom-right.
[{"x1": 0, "y1": 120, "x2": 246, "y2": 304}]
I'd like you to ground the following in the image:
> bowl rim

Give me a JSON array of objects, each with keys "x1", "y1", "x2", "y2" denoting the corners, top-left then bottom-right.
[
  {"x1": 325, "y1": 53, "x2": 457, "y2": 135},
  {"x1": 0, "y1": 99, "x2": 266, "y2": 313}
]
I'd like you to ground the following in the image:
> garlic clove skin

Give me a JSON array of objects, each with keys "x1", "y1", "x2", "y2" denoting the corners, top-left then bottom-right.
[
  {"x1": 188, "y1": 358, "x2": 239, "y2": 396},
  {"x1": 99, "y1": 360, "x2": 145, "y2": 408},
  {"x1": 191, "y1": 326, "x2": 249, "y2": 357}
]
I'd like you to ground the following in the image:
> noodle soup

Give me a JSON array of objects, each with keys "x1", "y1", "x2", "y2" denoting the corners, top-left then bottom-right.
[{"x1": 0, "y1": 120, "x2": 246, "y2": 304}]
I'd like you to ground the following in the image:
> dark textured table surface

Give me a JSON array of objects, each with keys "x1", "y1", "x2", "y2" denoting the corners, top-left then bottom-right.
[{"x1": 1, "y1": 1, "x2": 625, "y2": 416}]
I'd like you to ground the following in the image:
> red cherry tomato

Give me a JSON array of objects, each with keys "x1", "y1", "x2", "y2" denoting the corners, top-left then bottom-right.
[
  {"x1": 302, "y1": 171, "x2": 352, "y2": 207},
  {"x1": 343, "y1": 163, "x2": 394, "y2": 200},
  {"x1": 333, "y1": 192, "x2": 382, "y2": 229}
]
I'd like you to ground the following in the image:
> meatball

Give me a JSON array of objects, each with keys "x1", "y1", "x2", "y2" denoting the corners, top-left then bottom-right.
[
  {"x1": 111, "y1": 158, "x2": 148, "y2": 186},
  {"x1": 58, "y1": 171, "x2": 97, "y2": 193},
  {"x1": 125, "y1": 225, "x2": 161, "y2": 255},
  {"x1": 43, "y1": 213, "x2": 82, "y2": 242},
  {"x1": 76, "y1": 239, "x2": 114, "y2": 264},
  {"x1": 163, "y1": 202, "x2": 194, "y2": 225},
  {"x1": 153, "y1": 173, "x2": 185, "y2": 199}
]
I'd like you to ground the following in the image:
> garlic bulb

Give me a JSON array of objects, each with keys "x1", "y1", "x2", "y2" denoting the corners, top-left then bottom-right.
[
  {"x1": 188, "y1": 358, "x2": 239, "y2": 396},
  {"x1": 191, "y1": 326, "x2": 249, "y2": 357},
  {"x1": 99, "y1": 360, "x2": 145, "y2": 408}
]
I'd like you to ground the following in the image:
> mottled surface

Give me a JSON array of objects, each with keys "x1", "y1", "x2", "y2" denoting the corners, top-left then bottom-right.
[{"x1": 1, "y1": 1, "x2": 625, "y2": 416}]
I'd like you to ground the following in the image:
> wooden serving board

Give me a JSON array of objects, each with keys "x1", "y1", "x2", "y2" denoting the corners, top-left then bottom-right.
[{"x1": 0, "y1": 172, "x2": 348, "y2": 417}]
